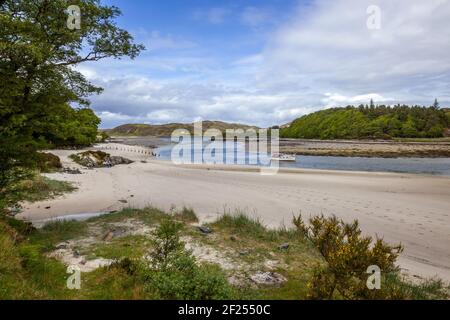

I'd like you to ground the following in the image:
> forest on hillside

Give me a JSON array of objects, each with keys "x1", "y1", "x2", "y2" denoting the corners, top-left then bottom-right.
[{"x1": 281, "y1": 104, "x2": 450, "y2": 140}]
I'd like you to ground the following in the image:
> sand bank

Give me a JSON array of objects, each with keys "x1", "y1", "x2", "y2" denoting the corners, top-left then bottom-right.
[{"x1": 18, "y1": 144, "x2": 450, "y2": 282}]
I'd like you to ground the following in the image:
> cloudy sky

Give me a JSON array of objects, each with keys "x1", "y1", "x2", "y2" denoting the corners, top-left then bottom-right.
[{"x1": 79, "y1": 0, "x2": 450, "y2": 128}]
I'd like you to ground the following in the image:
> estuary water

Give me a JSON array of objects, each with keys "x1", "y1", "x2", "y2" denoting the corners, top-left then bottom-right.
[{"x1": 154, "y1": 141, "x2": 450, "y2": 176}]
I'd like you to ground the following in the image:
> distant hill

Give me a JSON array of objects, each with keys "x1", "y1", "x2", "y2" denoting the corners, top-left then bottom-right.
[
  {"x1": 106, "y1": 121, "x2": 259, "y2": 137},
  {"x1": 281, "y1": 105, "x2": 450, "y2": 140}
]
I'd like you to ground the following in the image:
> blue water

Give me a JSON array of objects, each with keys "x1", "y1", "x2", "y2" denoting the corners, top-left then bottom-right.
[{"x1": 155, "y1": 142, "x2": 450, "y2": 176}]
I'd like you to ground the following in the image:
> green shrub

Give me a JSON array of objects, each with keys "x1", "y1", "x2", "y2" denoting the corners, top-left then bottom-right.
[
  {"x1": 294, "y1": 214, "x2": 404, "y2": 299},
  {"x1": 139, "y1": 219, "x2": 234, "y2": 299},
  {"x1": 36, "y1": 153, "x2": 62, "y2": 172}
]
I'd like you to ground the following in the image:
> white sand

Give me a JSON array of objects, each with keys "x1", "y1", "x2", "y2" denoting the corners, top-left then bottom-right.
[{"x1": 18, "y1": 144, "x2": 450, "y2": 282}]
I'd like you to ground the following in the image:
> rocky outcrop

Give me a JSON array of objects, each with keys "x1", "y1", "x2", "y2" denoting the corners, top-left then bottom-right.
[{"x1": 69, "y1": 150, "x2": 133, "y2": 168}]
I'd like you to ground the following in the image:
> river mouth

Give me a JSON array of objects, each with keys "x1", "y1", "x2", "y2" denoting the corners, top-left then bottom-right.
[
  {"x1": 154, "y1": 144, "x2": 450, "y2": 176},
  {"x1": 111, "y1": 137, "x2": 450, "y2": 176}
]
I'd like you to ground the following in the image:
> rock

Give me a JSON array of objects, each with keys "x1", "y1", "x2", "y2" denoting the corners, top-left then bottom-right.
[
  {"x1": 103, "y1": 232, "x2": 114, "y2": 241},
  {"x1": 279, "y1": 243, "x2": 290, "y2": 250},
  {"x1": 228, "y1": 275, "x2": 250, "y2": 288},
  {"x1": 69, "y1": 151, "x2": 133, "y2": 168},
  {"x1": 62, "y1": 168, "x2": 82, "y2": 174},
  {"x1": 250, "y1": 272, "x2": 287, "y2": 286},
  {"x1": 112, "y1": 227, "x2": 127, "y2": 237},
  {"x1": 198, "y1": 226, "x2": 212, "y2": 234},
  {"x1": 73, "y1": 250, "x2": 80, "y2": 258},
  {"x1": 45, "y1": 206, "x2": 51, "y2": 209},
  {"x1": 7, "y1": 206, "x2": 22, "y2": 217},
  {"x1": 264, "y1": 260, "x2": 279, "y2": 270},
  {"x1": 55, "y1": 242, "x2": 68, "y2": 250},
  {"x1": 103, "y1": 227, "x2": 127, "y2": 241},
  {"x1": 109, "y1": 156, "x2": 133, "y2": 166},
  {"x1": 118, "y1": 199, "x2": 128, "y2": 204}
]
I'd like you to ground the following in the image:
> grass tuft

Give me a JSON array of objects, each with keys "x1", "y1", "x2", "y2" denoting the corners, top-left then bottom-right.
[{"x1": 173, "y1": 207, "x2": 199, "y2": 223}]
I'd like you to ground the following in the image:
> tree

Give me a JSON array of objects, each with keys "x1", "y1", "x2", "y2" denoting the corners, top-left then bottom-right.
[
  {"x1": 0, "y1": 0, "x2": 144, "y2": 208},
  {"x1": 433, "y1": 98, "x2": 440, "y2": 109},
  {"x1": 280, "y1": 105, "x2": 448, "y2": 140}
]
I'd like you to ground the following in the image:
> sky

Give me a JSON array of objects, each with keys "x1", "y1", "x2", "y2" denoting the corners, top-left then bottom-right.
[{"x1": 77, "y1": 0, "x2": 450, "y2": 128}]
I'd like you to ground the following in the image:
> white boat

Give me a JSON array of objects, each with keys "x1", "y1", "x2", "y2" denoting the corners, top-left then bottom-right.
[{"x1": 271, "y1": 153, "x2": 296, "y2": 161}]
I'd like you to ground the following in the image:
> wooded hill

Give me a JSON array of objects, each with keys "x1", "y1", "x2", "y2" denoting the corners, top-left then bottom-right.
[{"x1": 281, "y1": 105, "x2": 450, "y2": 140}]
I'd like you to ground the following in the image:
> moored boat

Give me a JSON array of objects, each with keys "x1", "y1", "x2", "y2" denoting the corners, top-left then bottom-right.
[{"x1": 271, "y1": 153, "x2": 296, "y2": 161}]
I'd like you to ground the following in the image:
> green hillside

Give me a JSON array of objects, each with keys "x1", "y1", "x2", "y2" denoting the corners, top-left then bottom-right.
[
  {"x1": 281, "y1": 105, "x2": 450, "y2": 140},
  {"x1": 107, "y1": 121, "x2": 258, "y2": 137}
]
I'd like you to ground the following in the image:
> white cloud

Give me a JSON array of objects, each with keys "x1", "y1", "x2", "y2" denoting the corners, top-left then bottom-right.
[
  {"x1": 193, "y1": 7, "x2": 231, "y2": 24},
  {"x1": 322, "y1": 93, "x2": 391, "y2": 108},
  {"x1": 145, "y1": 31, "x2": 197, "y2": 51},
  {"x1": 85, "y1": 0, "x2": 450, "y2": 128},
  {"x1": 240, "y1": 7, "x2": 269, "y2": 27},
  {"x1": 261, "y1": 0, "x2": 450, "y2": 95}
]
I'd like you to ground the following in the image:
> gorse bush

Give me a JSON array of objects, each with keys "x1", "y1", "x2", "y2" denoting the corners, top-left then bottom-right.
[{"x1": 294, "y1": 214, "x2": 404, "y2": 299}]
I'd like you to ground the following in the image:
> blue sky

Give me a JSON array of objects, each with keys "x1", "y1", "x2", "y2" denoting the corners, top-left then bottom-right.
[{"x1": 78, "y1": 0, "x2": 450, "y2": 128}]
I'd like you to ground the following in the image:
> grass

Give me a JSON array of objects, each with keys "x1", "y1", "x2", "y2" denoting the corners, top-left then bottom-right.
[
  {"x1": 1, "y1": 207, "x2": 449, "y2": 300},
  {"x1": 87, "y1": 207, "x2": 167, "y2": 225},
  {"x1": 17, "y1": 175, "x2": 77, "y2": 203},
  {"x1": 29, "y1": 220, "x2": 88, "y2": 251},
  {"x1": 190, "y1": 212, "x2": 324, "y2": 299},
  {"x1": 90, "y1": 235, "x2": 152, "y2": 260},
  {"x1": 0, "y1": 218, "x2": 75, "y2": 299},
  {"x1": 173, "y1": 206, "x2": 199, "y2": 223},
  {"x1": 383, "y1": 273, "x2": 450, "y2": 300}
]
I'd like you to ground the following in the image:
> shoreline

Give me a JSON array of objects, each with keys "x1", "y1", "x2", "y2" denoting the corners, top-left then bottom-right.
[
  {"x1": 110, "y1": 135, "x2": 450, "y2": 158},
  {"x1": 279, "y1": 138, "x2": 450, "y2": 158},
  {"x1": 17, "y1": 143, "x2": 450, "y2": 282}
]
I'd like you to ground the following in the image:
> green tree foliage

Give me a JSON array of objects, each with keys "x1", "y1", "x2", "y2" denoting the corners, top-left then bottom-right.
[
  {"x1": 1, "y1": 0, "x2": 143, "y2": 207},
  {"x1": 281, "y1": 105, "x2": 450, "y2": 139},
  {"x1": 293, "y1": 215, "x2": 404, "y2": 299}
]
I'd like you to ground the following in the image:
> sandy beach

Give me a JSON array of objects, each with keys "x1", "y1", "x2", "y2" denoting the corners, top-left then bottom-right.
[{"x1": 18, "y1": 144, "x2": 450, "y2": 282}]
